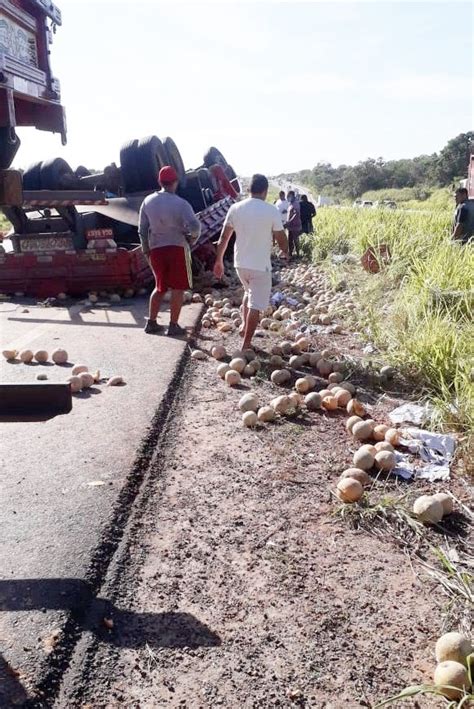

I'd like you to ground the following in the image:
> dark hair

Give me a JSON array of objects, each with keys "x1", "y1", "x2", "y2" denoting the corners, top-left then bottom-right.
[
  {"x1": 301, "y1": 194, "x2": 308, "y2": 202},
  {"x1": 287, "y1": 190, "x2": 295, "y2": 199},
  {"x1": 279, "y1": 190, "x2": 285, "y2": 198},
  {"x1": 250, "y1": 174, "x2": 269, "y2": 194},
  {"x1": 456, "y1": 187, "x2": 468, "y2": 198}
]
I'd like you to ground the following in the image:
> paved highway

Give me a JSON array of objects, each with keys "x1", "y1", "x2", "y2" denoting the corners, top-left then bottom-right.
[{"x1": 0, "y1": 296, "x2": 201, "y2": 705}]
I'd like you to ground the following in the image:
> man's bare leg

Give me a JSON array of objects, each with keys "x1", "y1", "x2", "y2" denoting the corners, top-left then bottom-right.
[
  {"x1": 239, "y1": 293, "x2": 249, "y2": 337},
  {"x1": 149, "y1": 287, "x2": 164, "y2": 320},
  {"x1": 242, "y1": 308, "x2": 260, "y2": 350},
  {"x1": 170, "y1": 289, "x2": 184, "y2": 325}
]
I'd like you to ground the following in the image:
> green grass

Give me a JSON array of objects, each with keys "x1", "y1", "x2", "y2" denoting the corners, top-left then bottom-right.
[
  {"x1": 361, "y1": 186, "x2": 454, "y2": 211},
  {"x1": 0, "y1": 212, "x2": 10, "y2": 233},
  {"x1": 302, "y1": 208, "x2": 474, "y2": 433}
]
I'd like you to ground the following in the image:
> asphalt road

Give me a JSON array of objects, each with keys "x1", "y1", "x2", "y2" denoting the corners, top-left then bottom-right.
[{"x1": 0, "y1": 296, "x2": 201, "y2": 706}]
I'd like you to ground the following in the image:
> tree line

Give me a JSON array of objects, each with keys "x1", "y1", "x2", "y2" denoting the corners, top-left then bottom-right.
[{"x1": 285, "y1": 132, "x2": 473, "y2": 200}]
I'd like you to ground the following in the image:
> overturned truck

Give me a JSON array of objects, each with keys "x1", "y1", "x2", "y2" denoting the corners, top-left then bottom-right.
[{"x1": 0, "y1": 0, "x2": 239, "y2": 297}]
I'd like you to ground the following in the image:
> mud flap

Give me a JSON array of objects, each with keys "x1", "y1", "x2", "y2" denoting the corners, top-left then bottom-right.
[{"x1": 0, "y1": 383, "x2": 72, "y2": 416}]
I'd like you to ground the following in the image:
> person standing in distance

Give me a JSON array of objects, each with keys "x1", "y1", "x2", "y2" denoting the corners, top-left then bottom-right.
[
  {"x1": 285, "y1": 190, "x2": 302, "y2": 259},
  {"x1": 300, "y1": 194, "x2": 316, "y2": 234},
  {"x1": 275, "y1": 190, "x2": 289, "y2": 222},
  {"x1": 452, "y1": 187, "x2": 474, "y2": 244},
  {"x1": 139, "y1": 166, "x2": 201, "y2": 336},
  {"x1": 213, "y1": 174, "x2": 289, "y2": 351}
]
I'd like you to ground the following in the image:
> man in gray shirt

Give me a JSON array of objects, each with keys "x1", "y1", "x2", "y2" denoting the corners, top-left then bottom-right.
[{"x1": 139, "y1": 166, "x2": 201, "y2": 336}]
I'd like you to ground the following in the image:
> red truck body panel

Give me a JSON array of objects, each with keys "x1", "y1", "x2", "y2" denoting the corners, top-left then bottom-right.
[
  {"x1": 0, "y1": 0, "x2": 66, "y2": 140},
  {"x1": 0, "y1": 196, "x2": 234, "y2": 297}
]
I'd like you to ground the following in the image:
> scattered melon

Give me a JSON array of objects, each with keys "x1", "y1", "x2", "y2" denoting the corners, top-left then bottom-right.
[
  {"x1": 373, "y1": 424, "x2": 389, "y2": 441},
  {"x1": 305, "y1": 392, "x2": 322, "y2": 411},
  {"x1": 257, "y1": 406, "x2": 276, "y2": 423},
  {"x1": 225, "y1": 370, "x2": 241, "y2": 387},
  {"x1": 413, "y1": 495, "x2": 443, "y2": 524},
  {"x1": 52, "y1": 348, "x2": 68, "y2": 365},
  {"x1": 352, "y1": 420, "x2": 374, "y2": 441},
  {"x1": 435, "y1": 632, "x2": 472, "y2": 666},
  {"x1": 19, "y1": 350, "x2": 34, "y2": 363},
  {"x1": 347, "y1": 399, "x2": 366, "y2": 417},
  {"x1": 67, "y1": 376, "x2": 82, "y2": 393},
  {"x1": 191, "y1": 350, "x2": 206, "y2": 361},
  {"x1": 217, "y1": 363, "x2": 231, "y2": 379},
  {"x1": 340, "y1": 468, "x2": 371, "y2": 486},
  {"x1": 432, "y1": 493, "x2": 454, "y2": 517},
  {"x1": 375, "y1": 450, "x2": 396, "y2": 471},
  {"x1": 229, "y1": 357, "x2": 246, "y2": 373},
  {"x1": 34, "y1": 350, "x2": 49, "y2": 363},
  {"x1": 433, "y1": 661, "x2": 470, "y2": 700},
  {"x1": 271, "y1": 369, "x2": 291, "y2": 385},
  {"x1": 242, "y1": 411, "x2": 258, "y2": 428},
  {"x1": 336, "y1": 477, "x2": 363, "y2": 503},
  {"x1": 346, "y1": 415, "x2": 363, "y2": 433},
  {"x1": 211, "y1": 345, "x2": 227, "y2": 360},
  {"x1": 353, "y1": 447, "x2": 375, "y2": 471},
  {"x1": 239, "y1": 393, "x2": 259, "y2": 413}
]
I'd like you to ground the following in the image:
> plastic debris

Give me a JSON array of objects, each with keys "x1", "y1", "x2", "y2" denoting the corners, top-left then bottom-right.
[{"x1": 389, "y1": 402, "x2": 432, "y2": 426}]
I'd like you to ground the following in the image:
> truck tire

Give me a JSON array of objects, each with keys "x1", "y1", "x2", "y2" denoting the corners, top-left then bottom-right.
[
  {"x1": 136, "y1": 135, "x2": 168, "y2": 191},
  {"x1": 75, "y1": 165, "x2": 91, "y2": 178},
  {"x1": 40, "y1": 158, "x2": 77, "y2": 190},
  {"x1": 203, "y1": 146, "x2": 228, "y2": 169},
  {"x1": 0, "y1": 127, "x2": 21, "y2": 170},
  {"x1": 197, "y1": 167, "x2": 216, "y2": 195},
  {"x1": 22, "y1": 161, "x2": 43, "y2": 190},
  {"x1": 178, "y1": 170, "x2": 207, "y2": 213},
  {"x1": 120, "y1": 139, "x2": 141, "y2": 194},
  {"x1": 164, "y1": 137, "x2": 186, "y2": 183}
]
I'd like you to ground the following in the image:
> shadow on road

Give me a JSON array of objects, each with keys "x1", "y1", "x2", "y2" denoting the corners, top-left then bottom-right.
[{"x1": 0, "y1": 578, "x2": 221, "y2": 704}]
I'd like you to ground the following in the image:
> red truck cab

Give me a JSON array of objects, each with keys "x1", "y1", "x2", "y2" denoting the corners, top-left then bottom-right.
[{"x1": 0, "y1": 0, "x2": 66, "y2": 168}]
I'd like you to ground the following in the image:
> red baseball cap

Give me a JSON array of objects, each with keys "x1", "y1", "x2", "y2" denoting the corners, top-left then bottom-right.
[{"x1": 159, "y1": 165, "x2": 178, "y2": 184}]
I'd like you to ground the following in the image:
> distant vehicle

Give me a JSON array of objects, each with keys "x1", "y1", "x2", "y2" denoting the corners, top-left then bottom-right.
[{"x1": 353, "y1": 200, "x2": 373, "y2": 208}]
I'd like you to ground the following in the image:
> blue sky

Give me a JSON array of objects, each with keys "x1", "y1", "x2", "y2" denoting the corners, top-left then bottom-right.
[{"x1": 15, "y1": 0, "x2": 473, "y2": 175}]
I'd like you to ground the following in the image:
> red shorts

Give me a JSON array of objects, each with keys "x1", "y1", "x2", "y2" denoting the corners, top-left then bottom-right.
[{"x1": 149, "y1": 245, "x2": 193, "y2": 293}]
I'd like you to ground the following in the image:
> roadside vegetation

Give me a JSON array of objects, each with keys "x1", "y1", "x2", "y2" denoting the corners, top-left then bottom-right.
[
  {"x1": 301, "y1": 208, "x2": 474, "y2": 437},
  {"x1": 282, "y1": 132, "x2": 473, "y2": 203},
  {"x1": 0, "y1": 212, "x2": 9, "y2": 232},
  {"x1": 360, "y1": 186, "x2": 453, "y2": 211}
]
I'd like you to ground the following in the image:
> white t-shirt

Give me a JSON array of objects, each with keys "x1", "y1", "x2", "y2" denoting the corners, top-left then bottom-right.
[
  {"x1": 223, "y1": 197, "x2": 284, "y2": 272},
  {"x1": 275, "y1": 198, "x2": 289, "y2": 221}
]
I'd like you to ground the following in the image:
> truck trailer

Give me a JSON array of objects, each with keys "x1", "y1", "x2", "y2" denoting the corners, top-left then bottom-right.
[{"x1": 0, "y1": 0, "x2": 239, "y2": 297}]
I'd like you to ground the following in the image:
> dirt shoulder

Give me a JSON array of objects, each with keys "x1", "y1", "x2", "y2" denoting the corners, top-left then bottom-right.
[{"x1": 56, "y1": 283, "x2": 472, "y2": 707}]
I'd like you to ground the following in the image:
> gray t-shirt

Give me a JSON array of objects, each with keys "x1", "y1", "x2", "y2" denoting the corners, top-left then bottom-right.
[{"x1": 138, "y1": 191, "x2": 201, "y2": 253}]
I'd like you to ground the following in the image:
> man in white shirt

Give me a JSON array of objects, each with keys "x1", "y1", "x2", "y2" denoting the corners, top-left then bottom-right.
[
  {"x1": 275, "y1": 190, "x2": 289, "y2": 222},
  {"x1": 213, "y1": 174, "x2": 288, "y2": 350}
]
